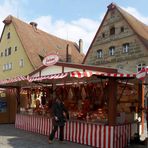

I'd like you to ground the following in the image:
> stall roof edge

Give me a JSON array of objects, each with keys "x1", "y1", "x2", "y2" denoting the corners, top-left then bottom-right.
[{"x1": 28, "y1": 62, "x2": 117, "y2": 76}]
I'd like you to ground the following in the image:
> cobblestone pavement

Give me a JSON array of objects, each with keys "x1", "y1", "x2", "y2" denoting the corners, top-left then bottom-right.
[
  {"x1": 0, "y1": 124, "x2": 147, "y2": 148},
  {"x1": 128, "y1": 144, "x2": 147, "y2": 148},
  {"x1": 0, "y1": 124, "x2": 91, "y2": 148},
  {"x1": 128, "y1": 141, "x2": 147, "y2": 148}
]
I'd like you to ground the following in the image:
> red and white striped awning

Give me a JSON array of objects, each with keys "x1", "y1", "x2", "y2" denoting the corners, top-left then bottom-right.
[
  {"x1": 0, "y1": 70, "x2": 136, "y2": 85},
  {"x1": 27, "y1": 72, "x2": 68, "y2": 82},
  {"x1": 0, "y1": 76, "x2": 27, "y2": 85},
  {"x1": 136, "y1": 66, "x2": 148, "y2": 81},
  {"x1": 70, "y1": 71, "x2": 136, "y2": 78}
]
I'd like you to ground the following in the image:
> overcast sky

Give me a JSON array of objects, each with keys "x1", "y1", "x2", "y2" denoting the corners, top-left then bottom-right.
[{"x1": 0, "y1": 0, "x2": 148, "y2": 54}]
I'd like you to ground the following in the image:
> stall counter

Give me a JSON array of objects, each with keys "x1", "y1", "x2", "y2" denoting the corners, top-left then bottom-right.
[{"x1": 15, "y1": 113, "x2": 138, "y2": 148}]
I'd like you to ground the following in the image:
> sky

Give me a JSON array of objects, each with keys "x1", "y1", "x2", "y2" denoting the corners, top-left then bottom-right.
[{"x1": 0, "y1": 0, "x2": 148, "y2": 54}]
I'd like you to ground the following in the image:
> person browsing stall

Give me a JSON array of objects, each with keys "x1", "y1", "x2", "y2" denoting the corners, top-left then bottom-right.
[{"x1": 48, "y1": 97, "x2": 69, "y2": 144}]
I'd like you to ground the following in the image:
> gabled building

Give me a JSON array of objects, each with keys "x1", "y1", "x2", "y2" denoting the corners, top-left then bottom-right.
[
  {"x1": 0, "y1": 15, "x2": 84, "y2": 79},
  {"x1": 83, "y1": 3, "x2": 148, "y2": 73}
]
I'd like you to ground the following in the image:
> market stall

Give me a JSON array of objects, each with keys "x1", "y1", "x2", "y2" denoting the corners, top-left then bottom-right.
[
  {"x1": 13, "y1": 70, "x2": 139, "y2": 148},
  {"x1": 0, "y1": 76, "x2": 26, "y2": 123}
]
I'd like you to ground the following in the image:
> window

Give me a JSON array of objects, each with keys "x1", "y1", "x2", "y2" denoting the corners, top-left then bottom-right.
[
  {"x1": 110, "y1": 26, "x2": 115, "y2": 35},
  {"x1": 4, "y1": 48, "x2": 11, "y2": 56},
  {"x1": 97, "y1": 49, "x2": 103, "y2": 58},
  {"x1": 19, "y1": 59, "x2": 24, "y2": 67},
  {"x1": 15, "y1": 46, "x2": 17, "y2": 51},
  {"x1": 5, "y1": 49, "x2": 7, "y2": 56},
  {"x1": 1, "y1": 52, "x2": 3, "y2": 57},
  {"x1": 102, "y1": 33, "x2": 105, "y2": 38},
  {"x1": 8, "y1": 47, "x2": 11, "y2": 55},
  {"x1": 137, "y1": 63, "x2": 146, "y2": 72},
  {"x1": 3, "y1": 64, "x2": 5, "y2": 71},
  {"x1": 5, "y1": 64, "x2": 8, "y2": 70},
  {"x1": 122, "y1": 43, "x2": 129, "y2": 53},
  {"x1": 7, "y1": 32, "x2": 10, "y2": 39},
  {"x1": 120, "y1": 27, "x2": 124, "y2": 33},
  {"x1": 3, "y1": 63, "x2": 12, "y2": 71},
  {"x1": 9, "y1": 63, "x2": 12, "y2": 70},
  {"x1": 109, "y1": 46, "x2": 115, "y2": 56}
]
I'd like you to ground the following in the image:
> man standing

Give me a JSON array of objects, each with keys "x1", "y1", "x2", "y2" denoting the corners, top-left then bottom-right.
[{"x1": 48, "y1": 97, "x2": 69, "y2": 143}]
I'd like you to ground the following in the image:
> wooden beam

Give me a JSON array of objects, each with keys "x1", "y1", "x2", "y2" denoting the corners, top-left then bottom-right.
[
  {"x1": 0, "y1": 85, "x2": 20, "y2": 88},
  {"x1": 108, "y1": 78, "x2": 117, "y2": 125}
]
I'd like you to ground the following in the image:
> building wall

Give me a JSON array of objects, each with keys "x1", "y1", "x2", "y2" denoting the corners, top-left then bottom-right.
[
  {"x1": 0, "y1": 23, "x2": 34, "y2": 79},
  {"x1": 84, "y1": 8, "x2": 148, "y2": 73}
]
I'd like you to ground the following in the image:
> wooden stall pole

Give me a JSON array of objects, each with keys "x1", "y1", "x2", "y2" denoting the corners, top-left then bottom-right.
[
  {"x1": 16, "y1": 87, "x2": 21, "y2": 113},
  {"x1": 137, "y1": 82, "x2": 142, "y2": 136},
  {"x1": 108, "y1": 78, "x2": 117, "y2": 125},
  {"x1": 52, "y1": 83, "x2": 56, "y2": 99},
  {"x1": 141, "y1": 82, "x2": 144, "y2": 134}
]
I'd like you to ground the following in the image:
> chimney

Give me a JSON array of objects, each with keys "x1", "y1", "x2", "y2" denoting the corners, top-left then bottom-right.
[
  {"x1": 3, "y1": 15, "x2": 12, "y2": 25},
  {"x1": 79, "y1": 39, "x2": 83, "y2": 53},
  {"x1": 30, "y1": 22, "x2": 38, "y2": 29},
  {"x1": 66, "y1": 44, "x2": 71, "y2": 62},
  {"x1": 107, "y1": 3, "x2": 116, "y2": 10}
]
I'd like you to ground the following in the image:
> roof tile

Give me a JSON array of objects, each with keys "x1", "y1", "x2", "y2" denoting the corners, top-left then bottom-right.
[{"x1": 3, "y1": 15, "x2": 84, "y2": 70}]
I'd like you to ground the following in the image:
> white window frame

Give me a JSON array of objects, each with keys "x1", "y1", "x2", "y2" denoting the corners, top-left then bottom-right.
[
  {"x1": 19, "y1": 59, "x2": 24, "y2": 67},
  {"x1": 3, "y1": 64, "x2": 5, "y2": 71},
  {"x1": 6, "y1": 64, "x2": 9, "y2": 70},
  {"x1": 3, "y1": 63, "x2": 12, "y2": 71},
  {"x1": 9, "y1": 63, "x2": 12, "y2": 70},
  {"x1": 123, "y1": 43, "x2": 129, "y2": 53},
  {"x1": 109, "y1": 46, "x2": 115, "y2": 56},
  {"x1": 97, "y1": 49, "x2": 103, "y2": 58}
]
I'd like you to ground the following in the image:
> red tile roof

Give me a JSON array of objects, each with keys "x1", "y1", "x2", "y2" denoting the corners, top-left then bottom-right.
[{"x1": 2, "y1": 15, "x2": 84, "y2": 70}]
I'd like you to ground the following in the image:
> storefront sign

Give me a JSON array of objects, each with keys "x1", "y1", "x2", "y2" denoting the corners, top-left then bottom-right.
[{"x1": 43, "y1": 54, "x2": 59, "y2": 66}]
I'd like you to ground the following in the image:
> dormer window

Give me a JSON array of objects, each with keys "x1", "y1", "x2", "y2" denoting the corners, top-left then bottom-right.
[
  {"x1": 122, "y1": 43, "x2": 129, "y2": 53},
  {"x1": 109, "y1": 46, "x2": 115, "y2": 56},
  {"x1": 97, "y1": 49, "x2": 103, "y2": 58},
  {"x1": 7, "y1": 32, "x2": 10, "y2": 39},
  {"x1": 110, "y1": 26, "x2": 115, "y2": 35}
]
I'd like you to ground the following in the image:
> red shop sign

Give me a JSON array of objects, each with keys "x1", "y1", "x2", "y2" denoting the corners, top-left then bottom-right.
[{"x1": 43, "y1": 54, "x2": 59, "y2": 66}]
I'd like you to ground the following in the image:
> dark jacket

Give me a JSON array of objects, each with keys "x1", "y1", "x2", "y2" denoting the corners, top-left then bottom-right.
[{"x1": 52, "y1": 101, "x2": 69, "y2": 126}]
